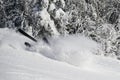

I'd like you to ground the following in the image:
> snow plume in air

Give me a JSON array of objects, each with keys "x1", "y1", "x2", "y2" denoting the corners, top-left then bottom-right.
[{"x1": 38, "y1": 34, "x2": 99, "y2": 68}]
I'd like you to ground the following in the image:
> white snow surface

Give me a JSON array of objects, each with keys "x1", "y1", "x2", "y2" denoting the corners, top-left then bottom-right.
[{"x1": 0, "y1": 28, "x2": 120, "y2": 80}]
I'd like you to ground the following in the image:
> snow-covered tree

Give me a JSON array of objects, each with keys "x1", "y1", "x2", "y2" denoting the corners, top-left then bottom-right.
[
  {"x1": 1, "y1": 0, "x2": 120, "y2": 59},
  {"x1": 63, "y1": 0, "x2": 120, "y2": 59}
]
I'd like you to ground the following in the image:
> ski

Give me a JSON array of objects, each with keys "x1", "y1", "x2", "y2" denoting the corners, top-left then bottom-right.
[
  {"x1": 18, "y1": 29, "x2": 49, "y2": 47},
  {"x1": 18, "y1": 29, "x2": 37, "y2": 42}
]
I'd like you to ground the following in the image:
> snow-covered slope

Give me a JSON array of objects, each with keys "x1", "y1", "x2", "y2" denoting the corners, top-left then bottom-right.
[{"x1": 0, "y1": 28, "x2": 120, "y2": 80}]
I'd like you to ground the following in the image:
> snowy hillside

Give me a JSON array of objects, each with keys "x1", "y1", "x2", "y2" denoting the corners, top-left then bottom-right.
[
  {"x1": 0, "y1": 28, "x2": 120, "y2": 80},
  {"x1": 1, "y1": 0, "x2": 120, "y2": 58}
]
